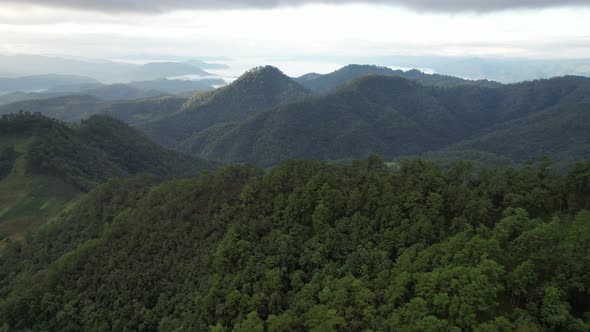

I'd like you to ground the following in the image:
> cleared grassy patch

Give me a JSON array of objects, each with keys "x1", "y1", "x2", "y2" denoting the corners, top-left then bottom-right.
[{"x1": 0, "y1": 135, "x2": 80, "y2": 246}]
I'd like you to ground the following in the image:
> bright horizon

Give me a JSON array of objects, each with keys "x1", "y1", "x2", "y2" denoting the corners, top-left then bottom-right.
[{"x1": 1, "y1": 1, "x2": 590, "y2": 65}]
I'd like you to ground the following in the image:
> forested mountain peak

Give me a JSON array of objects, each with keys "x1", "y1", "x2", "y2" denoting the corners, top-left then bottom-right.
[
  {"x1": 236, "y1": 65, "x2": 293, "y2": 83},
  {"x1": 140, "y1": 66, "x2": 309, "y2": 148},
  {"x1": 182, "y1": 65, "x2": 307, "y2": 111},
  {"x1": 295, "y1": 64, "x2": 501, "y2": 92},
  {"x1": 180, "y1": 71, "x2": 590, "y2": 167}
]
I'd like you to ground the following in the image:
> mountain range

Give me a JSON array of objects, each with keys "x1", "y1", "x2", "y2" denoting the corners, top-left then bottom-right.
[
  {"x1": 137, "y1": 65, "x2": 590, "y2": 167},
  {"x1": 1, "y1": 62, "x2": 590, "y2": 332},
  {"x1": 0, "y1": 55, "x2": 220, "y2": 84},
  {"x1": 294, "y1": 64, "x2": 500, "y2": 92},
  {"x1": 1, "y1": 64, "x2": 589, "y2": 168},
  {"x1": 0, "y1": 77, "x2": 225, "y2": 106}
]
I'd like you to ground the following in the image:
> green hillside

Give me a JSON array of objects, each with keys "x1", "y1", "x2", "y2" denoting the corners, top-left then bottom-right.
[
  {"x1": 1, "y1": 157, "x2": 589, "y2": 331},
  {"x1": 440, "y1": 102, "x2": 590, "y2": 165},
  {"x1": 0, "y1": 134, "x2": 79, "y2": 245},
  {"x1": 181, "y1": 75, "x2": 590, "y2": 166},
  {"x1": 0, "y1": 113, "x2": 215, "y2": 243},
  {"x1": 140, "y1": 66, "x2": 309, "y2": 147}
]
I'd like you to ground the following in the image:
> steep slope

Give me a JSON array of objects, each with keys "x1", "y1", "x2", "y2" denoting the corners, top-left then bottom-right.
[
  {"x1": 0, "y1": 113, "x2": 215, "y2": 242},
  {"x1": 187, "y1": 75, "x2": 590, "y2": 166},
  {"x1": 140, "y1": 66, "x2": 309, "y2": 148},
  {"x1": 1, "y1": 158, "x2": 589, "y2": 331},
  {"x1": 295, "y1": 64, "x2": 499, "y2": 92}
]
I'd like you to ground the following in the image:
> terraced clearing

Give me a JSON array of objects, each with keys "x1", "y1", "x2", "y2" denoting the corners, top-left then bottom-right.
[{"x1": 0, "y1": 135, "x2": 79, "y2": 246}]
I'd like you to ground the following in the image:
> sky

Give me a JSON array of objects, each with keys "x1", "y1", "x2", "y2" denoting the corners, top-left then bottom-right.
[{"x1": 0, "y1": 0, "x2": 589, "y2": 67}]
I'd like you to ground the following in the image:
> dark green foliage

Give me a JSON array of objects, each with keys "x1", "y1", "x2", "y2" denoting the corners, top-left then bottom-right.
[
  {"x1": 4, "y1": 66, "x2": 588, "y2": 170},
  {"x1": 0, "y1": 147, "x2": 19, "y2": 180},
  {"x1": 1, "y1": 157, "x2": 589, "y2": 331},
  {"x1": 1, "y1": 112, "x2": 214, "y2": 190},
  {"x1": 442, "y1": 102, "x2": 590, "y2": 164},
  {"x1": 295, "y1": 64, "x2": 500, "y2": 92},
  {"x1": 180, "y1": 75, "x2": 590, "y2": 167},
  {"x1": 140, "y1": 66, "x2": 309, "y2": 147}
]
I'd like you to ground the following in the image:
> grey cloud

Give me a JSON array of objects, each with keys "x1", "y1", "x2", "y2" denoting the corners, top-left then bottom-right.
[{"x1": 2, "y1": 0, "x2": 590, "y2": 13}]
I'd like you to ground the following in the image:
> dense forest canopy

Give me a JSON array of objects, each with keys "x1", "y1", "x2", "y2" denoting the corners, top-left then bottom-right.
[
  {"x1": 1, "y1": 156, "x2": 589, "y2": 331},
  {"x1": 178, "y1": 74, "x2": 590, "y2": 167},
  {"x1": 0, "y1": 112, "x2": 214, "y2": 191}
]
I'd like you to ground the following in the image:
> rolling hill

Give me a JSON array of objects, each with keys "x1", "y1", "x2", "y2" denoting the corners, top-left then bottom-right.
[
  {"x1": 0, "y1": 77, "x2": 224, "y2": 106},
  {"x1": 0, "y1": 74, "x2": 100, "y2": 94},
  {"x1": 178, "y1": 75, "x2": 590, "y2": 166},
  {"x1": 0, "y1": 112, "x2": 215, "y2": 243},
  {"x1": 0, "y1": 95, "x2": 187, "y2": 124},
  {"x1": 2, "y1": 65, "x2": 589, "y2": 169},
  {"x1": 0, "y1": 55, "x2": 224, "y2": 83},
  {"x1": 295, "y1": 64, "x2": 500, "y2": 92},
  {"x1": 440, "y1": 102, "x2": 590, "y2": 165}
]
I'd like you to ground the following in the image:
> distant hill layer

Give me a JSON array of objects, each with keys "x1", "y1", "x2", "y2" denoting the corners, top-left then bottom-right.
[
  {"x1": 2, "y1": 65, "x2": 589, "y2": 168},
  {"x1": 173, "y1": 74, "x2": 590, "y2": 166},
  {"x1": 0, "y1": 74, "x2": 100, "y2": 93},
  {"x1": 0, "y1": 55, "x2": 222, "y2": 83},
  {"x1": 0, "y1": 77, "x2": 224, "y2": 105},
  {"x1": 0, "y1": 95, "x2": 186, "y2": 124},
  {"x1": 295, "y1": 64, "x2": 500, "y2": 92}
]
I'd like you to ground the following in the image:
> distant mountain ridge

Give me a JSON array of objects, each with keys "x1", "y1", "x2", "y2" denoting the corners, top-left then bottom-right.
[
  {"x1": 0, "y1": 54, "x2": 222, "y2": 83},
  {"x1": 0, "y1": 74, "x2": 100, "y2": 93},
  {"x1": 295, "y1": 64, "x2": 500, "y2": 92},
  {"x1": 2, "y1": 64, "x2": 588, "y2": 168},
  {"x1": 0, "y1": 77, "x2": 225, "y2": 106},
  {"x1": 0, "y1": 95, "x2": 187, "y2": 124},
  {"x1": 174, "y1": 74, "x2": 590, "y2": 166}
]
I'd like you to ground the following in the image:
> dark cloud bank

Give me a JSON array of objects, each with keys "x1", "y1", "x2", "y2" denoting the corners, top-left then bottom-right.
[{"x1": 3, "y1": 0, "x2": 590, "y2": 13}]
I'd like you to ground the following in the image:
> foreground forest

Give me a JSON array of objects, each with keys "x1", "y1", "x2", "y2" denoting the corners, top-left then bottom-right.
[{"x1": 1, "y1": 156, "x2": 589, "y2": 331}]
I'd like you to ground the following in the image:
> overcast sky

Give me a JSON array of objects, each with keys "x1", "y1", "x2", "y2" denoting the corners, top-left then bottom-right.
[{"x1": 1, "y1": 0, "x2": 589, "y2": 62}]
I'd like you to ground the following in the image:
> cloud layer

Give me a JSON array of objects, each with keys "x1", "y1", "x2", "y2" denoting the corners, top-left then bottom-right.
[{"x1": 3, "y1": 0, "x2": 590, "y2": 13}]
